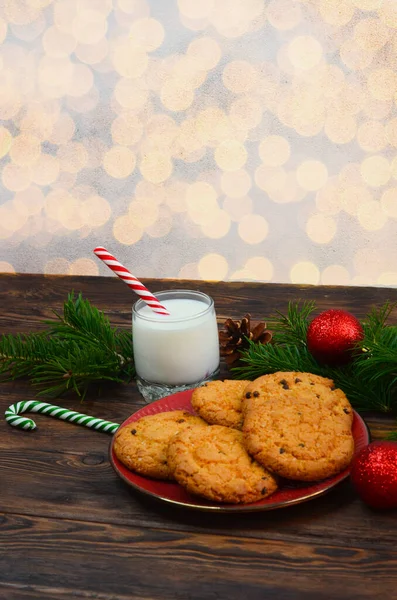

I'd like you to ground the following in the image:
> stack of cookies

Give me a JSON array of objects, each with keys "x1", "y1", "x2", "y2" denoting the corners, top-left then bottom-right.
[{"x1": 113, "y1": 372, "x2": 355, "y2": 505}]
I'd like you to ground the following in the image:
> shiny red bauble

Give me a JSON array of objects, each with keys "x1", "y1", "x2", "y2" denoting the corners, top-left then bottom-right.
[
  {"x1": 306, "y1": 309, "x2": 364, "y2": 365},
  {"x1": 350, "y1": 441, "x2": 397, "y2": 510}
]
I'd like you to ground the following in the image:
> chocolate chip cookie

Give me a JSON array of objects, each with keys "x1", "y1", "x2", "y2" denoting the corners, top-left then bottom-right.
[
  {"x1": 191, "y1": 379, "x2": 251, "y2": 429},
  {"x1": 242, "y1": 372, "x2": 354, "y2": 481},
  {"x1": 113, "y1": 411, "x2": 207, "y2": 480},
  {"x1": 167, "y1": 424, "x2": 278, "y2": 503}
]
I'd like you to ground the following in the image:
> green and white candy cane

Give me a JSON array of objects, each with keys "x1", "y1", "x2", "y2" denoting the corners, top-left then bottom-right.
[{"x1": 5, "y1": 400, "x2": 120, "y2": 434}]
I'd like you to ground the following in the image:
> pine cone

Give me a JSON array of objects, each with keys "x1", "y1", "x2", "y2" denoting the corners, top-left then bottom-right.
[{"x1": 219, "y1": 313, "x2": 272, "y2": 368}]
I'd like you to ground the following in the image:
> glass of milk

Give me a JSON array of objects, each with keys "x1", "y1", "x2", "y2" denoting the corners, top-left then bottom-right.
[{"x1": 132, "y1": 290, "x2": 220, "y2": 402}]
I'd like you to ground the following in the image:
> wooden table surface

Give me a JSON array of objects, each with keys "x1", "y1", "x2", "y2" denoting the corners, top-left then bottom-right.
[{"x1": 1, "y1": 273, "x2": 397, "y2": 600}]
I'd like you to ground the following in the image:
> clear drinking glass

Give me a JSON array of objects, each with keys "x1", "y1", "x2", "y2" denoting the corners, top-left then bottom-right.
[{"x1": 132, "y1": 289, "x2": 220, "y2": 402}]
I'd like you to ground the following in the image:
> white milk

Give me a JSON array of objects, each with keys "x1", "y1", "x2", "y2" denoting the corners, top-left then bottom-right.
[{"x1": 132, "y1": 296, "x2": 220, "y2": 385}]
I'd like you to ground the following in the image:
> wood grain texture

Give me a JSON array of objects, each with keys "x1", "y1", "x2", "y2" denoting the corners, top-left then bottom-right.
[
  {"x1": 1, "y1": 273, "x2": 397, "y2": 600},
  {"x1": 0, "y1": 585, "x2": 149, "y2": 600},
  {"x1": 1, "y1": 513, "x2": 397, "y2": 600},
  {"x1": 2, "y1": 440, "x2": 397, "y2": 551},
  {"x1": 2, "y1": 273, "x2": 397, "y2": 329}
]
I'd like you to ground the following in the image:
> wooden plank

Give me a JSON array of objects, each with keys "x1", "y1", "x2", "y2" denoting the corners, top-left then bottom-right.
[
  {"x1": 1, "y1": 274, "x2": 397, "y2": 332},
  {"x1": 2, "y1": 439, "x2": 397, "y2": 551},
  {"x1": 1, "y1": 273, "x2": 397, "y2": 599},
  {"x1": 0, "y1": 583, "x2": 148, "y2": 600},
  {"x1": 1, "y1": 512, "x2": 396, "y2": 600}
]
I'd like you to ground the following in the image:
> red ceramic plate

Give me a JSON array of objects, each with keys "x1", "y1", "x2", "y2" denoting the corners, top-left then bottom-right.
[{"x1": 109, "y1": 390, "x2": 370, "y2": 513}]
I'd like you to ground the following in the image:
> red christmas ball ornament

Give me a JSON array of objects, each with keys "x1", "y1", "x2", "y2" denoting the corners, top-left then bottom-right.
[
  {"x1": 350, "y1": 441, "x2": 397, "y2": 510},
  {"x1": 306, "y1": 309, "x2": 363, "y2": 365}
]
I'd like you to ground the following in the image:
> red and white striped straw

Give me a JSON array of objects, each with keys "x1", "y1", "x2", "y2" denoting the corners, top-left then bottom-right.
[{"x1": 93, "y1": 246, "x2": 170, "y2": 315}]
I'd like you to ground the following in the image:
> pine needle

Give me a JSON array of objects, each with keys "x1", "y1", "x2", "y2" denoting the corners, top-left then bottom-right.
[
  {"x1": 46, "y1": 292, "x2": 119, "y2": 353},
  {"x1": 0, "y1": 333, "x2": 68, "y2": 380},
  {"x1": 362, "y1": 301, "x2": 396, "y2": 341},
  {"x1": 231, "y1": 300, "x2": 397, "y2": 414},
  {"x1": 32, "y1": 342, "x2": 124, "y2": 400},
  {"x1": 0, "y1": 292, "x2": 134, "y2": 399},
  {"x1": 268, "y1": 300, "x2": 316, "y2": 346},
  {"x1": 232, "y1": 341, "x2": 323, "y2": 381}
]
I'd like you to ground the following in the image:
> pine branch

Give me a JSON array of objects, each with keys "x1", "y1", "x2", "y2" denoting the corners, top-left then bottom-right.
[
  {"x1": 354, "y1": 327, "x2": 397, "y2": 383},
  {"x1": 231, "y1": 301, "x2": 397, "y2": 414},
  {"x1": 350, "y1": 309, "x2": 397, "y2": 411},
  {"x1": 46, "y1": 291, "x2": 135, "y2": 387},
  {"x1": 0, "y1": 333, "x2": 70, "y2": 380},
  {"x1": 31, "y1": 341, "x2": 124, "y2": 399},
  {"x1": 361, "y1": 301, "x2": 396, "y2": 341},
  {"x1": 232, "y1": 341, "x2": 326, "y2": 381},
  {"x1": 0, "y1": 292, "x2": 135, "y2": 399},
  {"x1": 46, "y1": 292, "x2": 119, "y2": 352},
  {"x1": 328, "y1": 366, "x2": 395, "y2": 414},
  {"x1": 268, "y1": 300, "x2": 316, "y2": 346}
]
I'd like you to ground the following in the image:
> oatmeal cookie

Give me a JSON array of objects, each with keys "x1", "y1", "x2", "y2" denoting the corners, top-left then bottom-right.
[
  {"x1": 113, "y1": 410, "x2": 207, "y2": 480},
  {"x1": 191, "y1": 379, "x2": 251, "y2": 429},
  {"x1": 243, "y1": 387, "x2": 354, "y2": 482},
  {"x1": 167, "y1": 424, "x2": 278, "y2": 504}
]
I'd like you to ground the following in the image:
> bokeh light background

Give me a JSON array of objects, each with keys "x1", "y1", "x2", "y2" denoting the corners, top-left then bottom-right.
[{"x1": 1, "y1": 0, "x2": 397, "y2": 285}]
